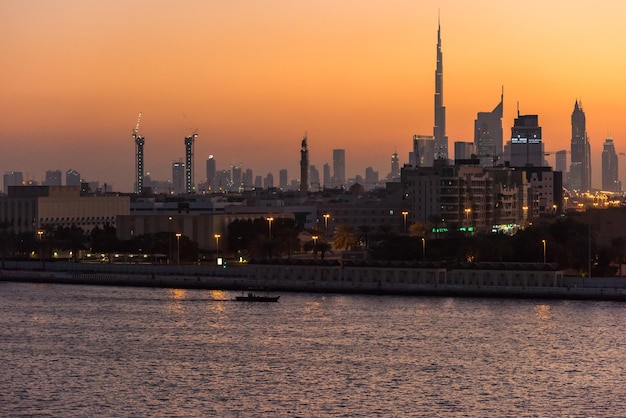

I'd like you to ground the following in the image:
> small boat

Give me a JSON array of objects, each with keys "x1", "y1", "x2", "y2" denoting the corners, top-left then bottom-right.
[{"x1": 234, "y1": 292, "x2": 280, "y2": 302}]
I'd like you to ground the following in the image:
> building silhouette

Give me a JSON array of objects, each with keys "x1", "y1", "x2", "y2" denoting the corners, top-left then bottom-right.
[
  {"x1": 44, "y1": 170, "x2": 62, "y2": 186},
  {"x1": 66, "y1": 169, "x2": 81, "y2": 187},
  {"x1": 387, "y1": 150, "x2": 400, "y2": 181},
  {"x1": 3, "y1": 171, "x2": 23, "y2": 194},
  {"x1": 279, "y1": 169, "x2": 288, "y2": 190},
  {"x1": 300, "y1": 135, "x2": 309, "y2": 195},
  {"x1": 172, "y1": 162, "x2": 185, "y2": 194},
  {"x1": 602, "y1": 137, "x2": 620, "y2": 192},
  {"x1": 411, "y1": 135, "x2": 435, "y2": 167},
  {"x1": 332, "y1": 149, "x2": 346, "y2": 187},
  {"x1": 184, "y1": 132, "x2": 197, "y2": 194},
  {"x1": 132, "y1": 113, "x2": 145, "y2": 194},
  {"x1": 454, "y1": 142, "x2": 476, "y2": 160},
  {"x1": 510, "y1": 113, "x2": 543, "y2": 167},
  {"x1": 433, "y1": 18, "x2": 448, "y2": 161},
  {"x1": 310, "y1": 165, "x2": 320, "y2": 191},
  {"x1": 570, "y1": 100, "x2": 591, "y2": 191},
  {"x1": 323, "y1": 163, "x2": 331, "y2": 189},
  {"x1": 474, "y1": 90, "x2": 503, "y2": 167},
  {"x1": 206, "y1": 155, "x2": 216, "y2": 191}
]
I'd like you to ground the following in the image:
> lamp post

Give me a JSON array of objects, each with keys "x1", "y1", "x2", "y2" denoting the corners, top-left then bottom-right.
[
  {"x1": 312, "y1": 235, "x2": 318, "y2": 259},
  {"x1": 542, "y1": 239, "x2": 546, "y2": 263},
  {"x1": 402, "y1": 211, "x2": 409, "y2": 234},
  {"x1": 464, "y1": 208, "x2": 471, "y2": 233},
  {"x1": 37, "y1": 230, "x2": 44, "y2": 270},
  {"x1": 422, "y1": 237, "x2": 426, "y2": 260},
  {"x1": 214, "y1": 234, "x2": 221, "y2": 265},
  {"x1": 267, "y1": 217, "x2": 274, "y2": 239},
  {"x1": 176, "y1": 233, "x2": 182, "y2": 265},
  {"x1": 323, "y1": 214, "x2": 330, "y2": 236}
]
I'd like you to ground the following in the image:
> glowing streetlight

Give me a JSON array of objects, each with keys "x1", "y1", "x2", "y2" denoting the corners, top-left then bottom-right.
[
  {"x1": 323, "y1": 214, "x2": 330, "y2": 236},
  {"x1": 542, "y1": 239, "x2": 546, "y2": 263},
  {"x1": 267, "y1": 217, "x2": 274, "y2": 239},
  {"x1": 312, "y1": 235, "x2": 318, "y2": 259},
  {"x1": 402, "y1": 211, "x2": 409, "y2": 234},
  {"x1": 37, "y1": 230, "x2": 45, "y2": 269},
  {"x1": 176, "y1": 233, "x2": 182, "y2": 265},
  {"x1": 422, "y1": 237, "x2": 426, "y2": 260},
  {"x1": 214, "y1": 234, "x2": 221, "y2": 264}
]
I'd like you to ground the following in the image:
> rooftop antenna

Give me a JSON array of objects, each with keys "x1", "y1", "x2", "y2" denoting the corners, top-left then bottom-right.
[{"x1": 516, "y1": 101, "x2": 520, "y2": 117}]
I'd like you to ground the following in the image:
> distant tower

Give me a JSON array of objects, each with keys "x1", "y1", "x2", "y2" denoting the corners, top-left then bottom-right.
[
  {"x1": 474, "y1": 89, "x2": 503, "y2": 166},
  {"x1": 570, "y1": 100, "x2": 591, "y2": 192},
  {"x1": 3, "y1": 171, "x2": 23, "y2": 194},
  {"x1": 66, "y1": 169, "x2": 81, "y2": 186},
  {"x1": 184, "y1": 130, "x2": 198, "y2": 194},
  {"x1": 310, "y1": 165, "x2": 320, "y2": 191},
  {"x1": 172, "y1": 161, "x2": 185, "y2": 194},
  {"x1": 332, "y1": 149, "x2": 346, "y2": 187},
  {"x1": 413, "y1": 135, "x2": 435, "y2": 167},
  {"x1": 602, "y1": 138, "x2": 620, "y2": 192},
  {"x1": 433, "y1": 16, "x2": 448, "y2": 160},
  {"x1": 389, "y1": 150, "x2": 400, "y2": 180},
  {"x1": 510, "y1": 113, "x2": 543, "y2": 167},
  {"x1": 454, "y1": 142, "x2": 476, "y2": 160},
  {"x1": 231, "y1": 164, "x2": 242, "y2": 191},
  {"x1": 279, "y1": 169, "x2": 288, "y2": 190},
  {"x1": 132, "y1": 113, "x2": 145, "y2": 194},
  {"x1": 555, "y1": 150, "x2": 568, "y2": 174},
  {"x1": 206, "y1": 155, "x2": 216, "y2": 191},
  {"x1": 323, "y1": 163, "x2": 331, "y2": 189},
  {"x1": 300, "y1": 134, "x2": 309, "y2": 195}
]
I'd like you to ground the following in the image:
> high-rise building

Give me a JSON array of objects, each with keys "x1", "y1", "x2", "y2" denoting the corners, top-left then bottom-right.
[
  {"x1": 206, "y1": 155, "x2": 216, "y2": 190},
  {"x1": 44, "y1": 170, "x2": 62, "y2": 186},
  {"x1": 364, "y1": 167, "x2": 379, "y2": 190},
  {"x1": 184, "y1": 133, "x2": 197, "y2": 194},
  {"x1": 231, "y1": 165, "x2": 242, "y2": 191},
  {"x1": 555, "y1": 150, "x2": 568, "y2": 174},
  {"x1": 570, "y1": 100, "x2": 591, "y2": 192},
  {"x1": 3, "y1": 171, "x2": 23, "y2": 194},
  {"x1": 433, "y1": 18, "x2": 448, "y2": 161},
  {"x1": 279, "y1": 169, "x2": 288, "y2": 190},
  {"x1": 602, "y1": 138, "x2": 620, "y2": 192},
  {"x1": 66, "y1": 169, "x2": 81, "y2": 187},
  {"x1": 387, "y1": 151, "x2": 400, "y2": 181},
  {"x1": 323, "y1": 163, "x2": 331, "y2": 189},
  {"x1": 510, "y1": 114, "x2": 543, "y2": 168},
  {"x1": 300, "y1": 135, "x2": 309, "y2": 195},
  {"x1": 412, "y1": 135, "x2": 435, "y2": 167},
  {"x1": 310, "y1": 165, "x2": 320, "y2": 191},
  {"x1": 242, "y1": 168, "x2": 253, "y2": 190},
  {"x1": 332, "y1": 149, "x2": 346, "y2": 187},
  {"x1": 454, "y1": 142, "x2": 476, "y2": 161},
  {"x1": 474, "y1": 90, "x2": 503, "y2": 167},
  {"x1": 264, "y1": 172, "x2": 274, "y2": 189},
  {"x1": 172, "y1": 162, "x2": 185, "y2": 194}
]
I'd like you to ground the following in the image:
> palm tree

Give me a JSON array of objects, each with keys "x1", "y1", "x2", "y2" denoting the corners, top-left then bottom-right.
[{"x1": 333, "y1": 225, "x2": 358, "y2": 250}]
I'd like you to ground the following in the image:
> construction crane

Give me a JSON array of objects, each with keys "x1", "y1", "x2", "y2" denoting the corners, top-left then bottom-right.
[
  {"x1": 182, "y1": 113, "x2": 198, "y2": 194},
  {"x1": 132, "y1": 113, "x2": 145, "y2": 194}
]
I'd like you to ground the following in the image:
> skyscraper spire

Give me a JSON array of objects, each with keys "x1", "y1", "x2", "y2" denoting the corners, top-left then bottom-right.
[{"x1": 433, "y1": 15, "x2": 448, "y2": 160}]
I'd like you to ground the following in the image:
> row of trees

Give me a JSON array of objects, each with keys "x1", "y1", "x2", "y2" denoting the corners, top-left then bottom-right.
[{"x1": 1, "y1": 215, "x2": 624, "y2": 276}]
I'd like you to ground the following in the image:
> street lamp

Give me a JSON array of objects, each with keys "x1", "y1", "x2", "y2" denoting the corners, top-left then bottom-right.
[
  {"x1": 323, "y1": 214, "x2": 330, "y2": 236},
  {"x1": 422, "y1": 237, "x2": 426, "y2": 260},
  {"x1": 312, "y1": 235, "x2": 318, "y2": 259},
  {"x1": 214, "y1": 234, "x2": 221, "y2": 264},
  {"x1": 176, "y1": 233, "x2": 182, "y2": 265},
  {"x1": 402, "y1": 211, "x2": 409, "y2": 234},
  {"x1": 542, "y1": 239, "x2": 546, "y2": 263},
  {"x1": 267, "y1": 217, "x2": 274, "y2": 239},
  {"x1": 37, "y1": 230, "x2": 44, "y2": 269}
]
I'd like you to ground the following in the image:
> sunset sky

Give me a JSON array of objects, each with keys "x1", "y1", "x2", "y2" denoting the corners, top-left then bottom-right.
[{"x1": 2, "y1": 0, "x2": 626, "y2": 192}]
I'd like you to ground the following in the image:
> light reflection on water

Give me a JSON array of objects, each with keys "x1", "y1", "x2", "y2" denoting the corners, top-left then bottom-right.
[{"x1": 0, "y1": 282, "x2": 625, "y2": 417}]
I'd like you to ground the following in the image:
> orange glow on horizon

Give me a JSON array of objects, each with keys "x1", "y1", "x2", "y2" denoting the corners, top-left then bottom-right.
[{"x1": 2, "y1": 1, "x2": 626, "y2": 192}]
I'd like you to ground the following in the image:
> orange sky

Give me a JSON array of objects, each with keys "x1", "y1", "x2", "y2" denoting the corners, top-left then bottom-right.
[{"x1": 2, "y1": 0, "x2": 626, "y2": 192}]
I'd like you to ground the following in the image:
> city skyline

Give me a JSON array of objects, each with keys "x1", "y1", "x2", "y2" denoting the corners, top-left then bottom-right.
[{"x1": 2, "y1": 1, "x2": 626, "y2": 192}]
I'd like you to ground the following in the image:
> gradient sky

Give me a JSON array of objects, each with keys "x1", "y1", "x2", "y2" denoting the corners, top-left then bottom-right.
[{"x1": 2, "y1": 0, "x2": 626, "y2": 192}]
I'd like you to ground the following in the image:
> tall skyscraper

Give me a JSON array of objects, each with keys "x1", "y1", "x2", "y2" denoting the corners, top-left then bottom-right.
[
  {"x1": 44, "y1": 170, "x2": 62, "y2": 186},
  {"x1": 474, "y1": 90, "x2": 503, "y2": 167},
  {"x1": 510, "y1": 113, "x2": 543, "y2": 167},
  {"x1": 332, "y1": 149, "x2": 346, "y2": 187},
  {"x1": 279, "y1": 169, "x2": 288, "y2": 190},
  {"x1": 388, "y1": 150, "x2": 400, "y2": 181},
  {"x1": 66, "y1": 169, "x2": 81, "y2": 186},
  {"x1": 433, "y1": 18, "x2": 448, "y2": 161},
  {"x1": 602, "y1": 138, "x2": 620, "y2": 192},
  {"x1": 231, "y1": 165, "x2": 242, "y2": 191},
  {"x1": 310, "y1": 165, "x2": 320, "y2": 191},
  {"x1": 570, "y1": 100, "x2": 591, "y2": 192},
  {"x1": 555, "y1": 150, "x2": 568, "y2": 174},
  {"x1": 454, "y1": 142, "x2": 476, "y2": 160},
  {"x1": 300, "y1": 135, "x2": 309, "y2": 195},
  {"x1": 172, "y1": 162, "x2": 185, "y2": 194},
  {"x1": 323, "y1": 163, "x2": 331, "y2": 189},
  {"x1": 3, "y1": 171, "x2": 23, "y2": 194},
  {"x1": 206, "y1": 155, "x2": 216, "y2": 190},
  {"x1": 412, "y1": 135, "x2": 435, "y2": 167},
  {"x1": 242, "y1": 168, "x2": 253, "y2": 190}
]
